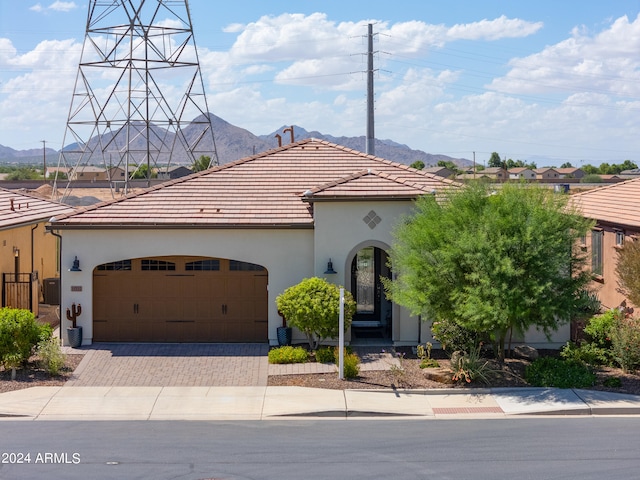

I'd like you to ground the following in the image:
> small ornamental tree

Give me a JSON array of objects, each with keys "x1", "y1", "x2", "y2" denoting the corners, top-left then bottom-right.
[{"x1": 275, "y1": 277, "x2": 356, "y2": 349}]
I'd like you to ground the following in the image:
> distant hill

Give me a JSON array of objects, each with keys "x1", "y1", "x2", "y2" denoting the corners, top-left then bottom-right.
[
  {"x1": 259, "y1": 125, "x2": 471, "y2": 168},
  {"x1": 0, "y1": 114, "x2": 471, "y2": 168}
]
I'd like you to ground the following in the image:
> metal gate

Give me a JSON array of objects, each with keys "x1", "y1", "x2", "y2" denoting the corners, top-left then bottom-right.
[{"x1": 2, "y1": 272, "x2": 39, "y2": 314}]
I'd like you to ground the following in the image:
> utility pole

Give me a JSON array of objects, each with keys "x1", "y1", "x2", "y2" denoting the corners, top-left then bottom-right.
[
  {"x1": 366, "y1": 23, "x2": 376, "y2": 156},
  {"x1": 41, "y1": 140, "x2": 46, "y2": 183}
]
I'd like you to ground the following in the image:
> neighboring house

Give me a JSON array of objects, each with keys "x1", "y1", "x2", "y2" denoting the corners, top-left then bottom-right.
[
  {"x1": 423, "y1": 166, "x2": 455, "y2": 179},
  {"x1": 556, "y1": 167, "x2": 585, "y2": 179},
  {"x1": 508, "y1": 168, "x2": 536, "y2": 181},
  {"x1": 533, "y1": 168, "x2": 560, "y2": 180},
  {"x1": 571, "y1": 178, "x2": 640, "y2": 310},
  {"x1": 0, "y1": 187, "x2": 75, "y2": 313},
  {"x1": 45, "y1": 167, "x2": 71, "y2": 180},
  {"x1": 479, "y1": 167, "x2": 508, "y2": 181},
  {"x1": 156, "y1": 165, "x2": 194, "y2": 180},
  {"x1": 68, "y1": 166, "x2": 126, "y2": 181},
  {"x1": 50, "y1": 139, "x2": 570, "y2": 348}
]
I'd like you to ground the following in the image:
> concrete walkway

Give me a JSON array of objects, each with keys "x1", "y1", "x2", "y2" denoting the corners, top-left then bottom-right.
[{"x1": 2, "y1": 386, "x2": 640, "y2": 421}]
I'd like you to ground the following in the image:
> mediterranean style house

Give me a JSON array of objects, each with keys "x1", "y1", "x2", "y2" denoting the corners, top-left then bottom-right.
[
  {"x1": 1, "y1": 187, "x2": 75, "y2": 312},
  {"x1": 572, "y1": 178, "x2": 640, "y2": 310},
  {"x1": 49, "y1": 139, "x2": 571, "y2": 348}
]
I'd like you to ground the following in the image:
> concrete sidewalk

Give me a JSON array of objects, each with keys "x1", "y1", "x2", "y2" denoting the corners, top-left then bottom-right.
[{"x1": 1, "y1": 386, "x2": 640, "y2": 421}]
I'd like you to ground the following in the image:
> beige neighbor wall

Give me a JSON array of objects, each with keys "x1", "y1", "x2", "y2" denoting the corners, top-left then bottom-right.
[
  {"x1": 1, "y1": 222, "x2": 60, "y2": 303},
  {"x1": 56, "y1": 228, "x2": 314, "y2": 345},
  {"x1": 313, "y1": 199, "x2": 571, "y2": 349},
  {"x1": 312, "y1": 200, "x2": 424, "y2": 346}
]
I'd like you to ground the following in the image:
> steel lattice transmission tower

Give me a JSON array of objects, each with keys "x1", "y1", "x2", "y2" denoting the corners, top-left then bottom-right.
[{"x1": 54, "y1": 0, "x2": 218, "y2": 200}]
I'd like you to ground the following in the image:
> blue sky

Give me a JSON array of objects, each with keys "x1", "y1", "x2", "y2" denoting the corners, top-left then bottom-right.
[{"x1": 2, "y1": 1, "x2": 640, "y2": 166}]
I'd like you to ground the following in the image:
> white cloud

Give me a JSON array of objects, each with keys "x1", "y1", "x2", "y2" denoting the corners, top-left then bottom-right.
[
  {"x1": 489, "y1": 14, "x2": 640, "y2": 97},
  {"x1": 29, "y1": 4, "x2": 44, "y2": 13},
  {"x1": 49, "y1": 1, "x2": 78, "y2": 12},
  {"x1": 446, "y1": 15, "x2": 543, "y2": 41}
]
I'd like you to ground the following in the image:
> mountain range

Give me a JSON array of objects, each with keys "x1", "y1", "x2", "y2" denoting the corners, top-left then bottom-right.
[{"x1": 0, "y1": 113, "x2": 471, "y2": 168}]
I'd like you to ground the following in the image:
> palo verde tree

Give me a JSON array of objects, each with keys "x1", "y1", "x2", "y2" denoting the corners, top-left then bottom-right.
[
  {"x1": 616, "y1": 239, "x2": 640, "y2": 308},
  {"x1": 384, "y1": 182, "x2": 595, "y2": 361},
  {"x1": 275, "y1": 277, "x2": 356, "y2": 349}
]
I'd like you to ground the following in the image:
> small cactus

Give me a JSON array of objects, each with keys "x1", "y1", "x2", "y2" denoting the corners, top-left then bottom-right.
[{"x1": 66, "y1": 303, "x2": 82, "y2": 328}]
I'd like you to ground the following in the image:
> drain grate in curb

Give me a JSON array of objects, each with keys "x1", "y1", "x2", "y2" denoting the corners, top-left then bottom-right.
[{"x1": 433, "y1": 406, "x2": 503, "y2": 414}]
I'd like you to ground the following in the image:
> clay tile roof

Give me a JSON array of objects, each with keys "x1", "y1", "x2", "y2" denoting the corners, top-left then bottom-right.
[
  {"x1": 0, "y1": 187, "x2": 76, "y2": 229},
  {"x1": 304, "y1": 169, "x2": 440, "y2": 199},
  {"x1": 571, "y1": 177, "x2": 640, "y2": 228},
  {"x1": 51, "y1": 138, "x2": 460, "y2": 229}
]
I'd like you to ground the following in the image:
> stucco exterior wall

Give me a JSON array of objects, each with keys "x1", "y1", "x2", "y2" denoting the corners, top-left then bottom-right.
[
  {"x1": 1, "y1": 222, "x2": 60, "y2": 301},
  {"x1": 586, "y1": 225, "x2": 639, "y2": 311},
  {"x1": 312, "y1": 199, "x2": 422, "y2": 345},
  {"x1": 56, "y1": 228, "x2": 314, "y2": 345}
]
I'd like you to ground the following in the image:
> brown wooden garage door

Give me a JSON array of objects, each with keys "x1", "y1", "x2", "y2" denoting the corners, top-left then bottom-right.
[{"x1": 93, "y1": 256, "x2": 268, "y2": 342}]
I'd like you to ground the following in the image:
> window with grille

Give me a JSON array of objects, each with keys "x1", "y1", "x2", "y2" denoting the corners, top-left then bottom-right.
[
  {"x1": 229, "y1": 260, "x2": 265, "y2": 271},
  {"x1": 96, "y1": 260, "x2": 132, "y2": 271},
  {"x1": 185, "y1": 259, "x2": 220, "y2": 271},
  {"x1": 141, "y1": 259, "x2": 176, "y2": 271}
]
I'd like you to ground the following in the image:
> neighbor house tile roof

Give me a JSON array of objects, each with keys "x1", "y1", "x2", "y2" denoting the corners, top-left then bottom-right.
[
  {"x1": 571, "y1": 177, "x2": 640, "y2": 229},
  {"x1": 51, "y1": 139, "x2": 460, "y2": 229},
  {"x1": 0, "y1": 187, "x2": 76, "y2": 230}
]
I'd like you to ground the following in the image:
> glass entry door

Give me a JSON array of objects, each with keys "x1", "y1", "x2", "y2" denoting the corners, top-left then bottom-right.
[{"x1": 351, "y1": 247, "x2": 391, "y2": 333}]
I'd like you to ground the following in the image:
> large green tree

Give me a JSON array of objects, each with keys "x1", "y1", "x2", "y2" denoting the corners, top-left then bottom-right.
[
  {"x1": 487, "y1": 152, "x2": 504, "y2": 168},
  {"x1": 385, "y1": 182, "x2": 595, "y2": 360}
]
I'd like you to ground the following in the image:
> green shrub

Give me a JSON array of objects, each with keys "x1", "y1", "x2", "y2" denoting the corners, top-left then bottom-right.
[
  {"x1": 431, "y1": 317, "x2": 487, "y2": 353},
  {"x1": 584, "y1": 310, "x2": 617, "y2": 349},
  {"x1": 314, "y1": 345, "x2": 353, "y2": 364},
  {"x1": 560, "y1": 341, "x2": 611, "y2": 366},
  {"x1": 525, "y1": 357, "x2": 596, "y2": 388},
  {"x1": 610, "y1": 315, "x2": 640, "y2": 373},
  {"x1": 268, "y1": 346, "x2": 309, "y2": 364},
  {"x1": 275, "y1": 277, "x2": 356, "y2": 349},
  {"x1": 342, "y1": 352, "x2": 360, "y2": 379},
  {"x1": 37, "y1": 337, "x2": 66, "y2": 376},
  {"x1": 315, "y1": 346, "x2": 335, "y2": 363},
  {"x1": 0, "y1": 308, "x2": 48, "y2": 370},
  {"x1": 603, "y1": 377, "x2": 622, "y2": 388}
]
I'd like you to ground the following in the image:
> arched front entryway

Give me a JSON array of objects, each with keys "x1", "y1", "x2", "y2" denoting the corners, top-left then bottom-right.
[
  {"x1": 92, "y1": 255, "x2": 268, "y2": 342},
  {"x1": 349, "y1": 245, "x2": 392, "y2": 343}
]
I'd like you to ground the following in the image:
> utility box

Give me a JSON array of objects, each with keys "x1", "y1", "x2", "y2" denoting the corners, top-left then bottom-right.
[{"x1": 43, "y1": 278, "x2": 60, "y2": 305}]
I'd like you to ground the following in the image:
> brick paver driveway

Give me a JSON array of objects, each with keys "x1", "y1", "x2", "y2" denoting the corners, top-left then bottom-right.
[{"x1": 66, "y1": 343, "x2": 270, "y2": 387}]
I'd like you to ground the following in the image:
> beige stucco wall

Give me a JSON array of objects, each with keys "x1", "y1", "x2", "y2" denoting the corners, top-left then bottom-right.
[
  {"x1": 1, "y1": 222, "x2": 60, "y2": 302},
  {"x1": 56, "y1": 228, "x2": 314, "y2": 345},
  {"x1": 312, "y1": 199, "x2": 422, "y2": 346}
]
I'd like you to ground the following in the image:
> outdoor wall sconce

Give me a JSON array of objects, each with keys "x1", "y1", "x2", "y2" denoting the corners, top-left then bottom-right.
[
  {"x1": 69, "y1": 256, "x2": 82, "y2": 272},
  {"x1": 324, "y1": 259, "x2": 337, "y2": 275}
]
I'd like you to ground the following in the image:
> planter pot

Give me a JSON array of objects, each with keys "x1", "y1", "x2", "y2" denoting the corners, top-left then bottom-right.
[
  {"x1": 277, "y1": 326, "x2": 292, "y2": 346},
  {"x1": 67, "y1": 326, "x2": 83, "y2": 348}
]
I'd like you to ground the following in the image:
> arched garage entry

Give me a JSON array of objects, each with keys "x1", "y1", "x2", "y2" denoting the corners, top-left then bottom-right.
[{"x1": 93, "y1": 256, "x2": 268, "y2": 342}]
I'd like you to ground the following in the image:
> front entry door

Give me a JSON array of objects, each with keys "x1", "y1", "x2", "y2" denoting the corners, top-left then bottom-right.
[{"x1": 350, "y1": 247, "x2": 391, "y2": 334}]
